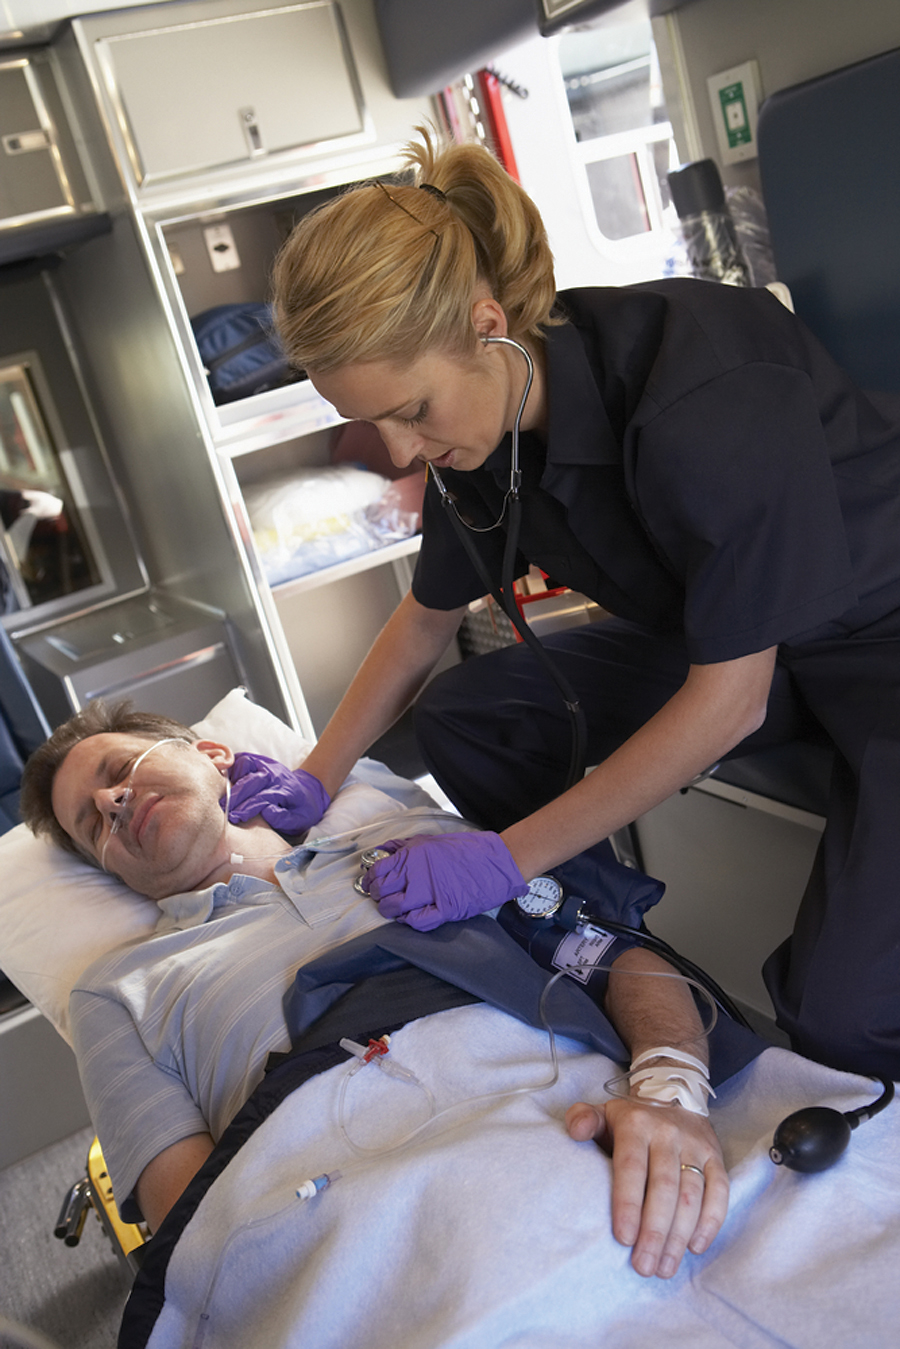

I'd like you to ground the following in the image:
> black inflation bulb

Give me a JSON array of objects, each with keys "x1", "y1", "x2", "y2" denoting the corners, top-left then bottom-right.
[{"x1": 769, "y1": 1106, "x2": 853, "y2": 1173}]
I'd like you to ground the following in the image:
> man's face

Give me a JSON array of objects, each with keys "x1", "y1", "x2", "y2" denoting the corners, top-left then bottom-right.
[{"x1": 51, "y1": 733, "x2": 234, "y2": 899}]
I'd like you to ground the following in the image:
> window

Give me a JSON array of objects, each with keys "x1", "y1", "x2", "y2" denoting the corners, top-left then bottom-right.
[{"x1": 558, "y1": 0, "x2": 677, "y2": 266}]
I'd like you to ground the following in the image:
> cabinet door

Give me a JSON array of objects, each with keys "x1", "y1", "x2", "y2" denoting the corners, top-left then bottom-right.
[
  {"x1": 0, "y1": 58, "x2": 75, "y2": 224},
  {"x1": 94, "y1": 1, "x2": 366, "y2": 186}
]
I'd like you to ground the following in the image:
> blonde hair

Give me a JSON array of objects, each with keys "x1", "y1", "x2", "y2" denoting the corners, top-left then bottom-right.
[{"x1": 272, "y1": 127, "x2": 558, "y2": 373}]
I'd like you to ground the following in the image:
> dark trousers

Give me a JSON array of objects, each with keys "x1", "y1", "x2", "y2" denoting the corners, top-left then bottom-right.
[{"x1": 414, "y1": 616, "x2": 900, "y2": 1079}]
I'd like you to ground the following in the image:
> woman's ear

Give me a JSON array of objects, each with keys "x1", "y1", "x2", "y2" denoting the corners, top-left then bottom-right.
[
  {"x1": 195, "y1": 740, "x2": 235, "y2": 772},
  {"x1": 471, "y1": 296, "x2": 509, "y2": 342}
]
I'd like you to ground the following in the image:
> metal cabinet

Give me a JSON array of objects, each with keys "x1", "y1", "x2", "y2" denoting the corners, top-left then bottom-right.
[
  {"x1": 0, "y1": 47, "x2": 107, "y2": 263},
  {"x1": 0, "y1": 56, "x2": 78, "y2": 223},
  {"x1": 91, "y1": 1, "x2": 368, "y2": 187},
  {"x1": 27, "y1": 0, "x2": 438, "y2": 736}
]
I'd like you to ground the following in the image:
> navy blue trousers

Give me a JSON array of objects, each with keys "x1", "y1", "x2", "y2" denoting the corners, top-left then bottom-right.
[{"x1": 414, "y1": 616, "x2": 900, "y2": 1079}]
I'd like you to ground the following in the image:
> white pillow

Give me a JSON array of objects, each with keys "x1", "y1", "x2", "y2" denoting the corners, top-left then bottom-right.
[
  {"x1": 0, "y1": 688, "x2": 397, "y2": 1044},
  {"x1": 192, "y1": 685, "x2": 314, "y2": 767}
]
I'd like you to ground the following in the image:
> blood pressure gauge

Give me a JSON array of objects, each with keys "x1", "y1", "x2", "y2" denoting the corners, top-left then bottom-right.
[{"x1": 515, "y1": 874, "x2": 565, "y2": 919}]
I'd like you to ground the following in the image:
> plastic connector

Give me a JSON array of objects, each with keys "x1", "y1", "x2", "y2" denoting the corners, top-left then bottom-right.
[
  {"x1": 340, "y1": 1035, "x2": 392, "y2": 1075},
  {"x1": 296, "y1": 1170, "x2": 342, "y2": 1201}
]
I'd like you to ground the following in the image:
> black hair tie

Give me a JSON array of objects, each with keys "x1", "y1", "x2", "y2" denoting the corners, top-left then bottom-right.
[{"x1": 419, "y1": 183, "x2": 447, "y2": 202}]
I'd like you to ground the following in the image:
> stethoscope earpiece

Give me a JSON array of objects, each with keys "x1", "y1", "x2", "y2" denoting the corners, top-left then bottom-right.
[{"x1": 769, "y1": 1077, "x2": 893, "y2": 1172}]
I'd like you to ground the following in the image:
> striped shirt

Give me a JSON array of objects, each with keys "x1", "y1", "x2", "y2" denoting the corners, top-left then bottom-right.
[{"x1": 70, "y1": 802, "x2": 469, "y2": 1221}]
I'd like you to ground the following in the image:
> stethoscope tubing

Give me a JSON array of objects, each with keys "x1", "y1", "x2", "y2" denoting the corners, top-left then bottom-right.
[{"x1": 428, "y1": 335, "x2": 587, "y2": 791}]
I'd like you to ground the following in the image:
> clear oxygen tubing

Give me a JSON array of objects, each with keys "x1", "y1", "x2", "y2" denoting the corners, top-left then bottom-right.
[
  {"x1": 303, "y1": 812, "x2": 465, "y2": 852},
  {"x1": 428, "y1": 335, "x2": 588, "y2": 792},
  {"x1": 100, "y1": 737, "x2": 184, "y2": 873},
  {"x1": 335, "y1": 961, "x2": 718, "y2": 1157},
  {"x1": 227, "y1": 809, "x2": 467, "y2": 867}
]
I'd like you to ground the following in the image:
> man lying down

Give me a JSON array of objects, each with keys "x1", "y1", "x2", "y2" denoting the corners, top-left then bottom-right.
[{"x1": 20, "y1": 700, "x2": 765, "y2": 1293}]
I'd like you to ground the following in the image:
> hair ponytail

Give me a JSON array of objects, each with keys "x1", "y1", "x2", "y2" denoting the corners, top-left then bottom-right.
[{"x1": 273, "y1": 127, "x2": 558, "y2": 374}]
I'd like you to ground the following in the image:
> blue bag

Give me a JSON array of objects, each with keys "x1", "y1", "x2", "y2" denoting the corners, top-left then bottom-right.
[{"x1": 190, "y1": 302, "x2": 300, "y2": 404}]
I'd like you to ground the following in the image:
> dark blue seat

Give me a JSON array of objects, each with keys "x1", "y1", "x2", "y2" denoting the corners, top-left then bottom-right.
[
  {"x1": 709, "y1": 47, "x2": 900, "y2": 819},
  {"x1": 758, "y1": 46, "x2": 900, "y2": 395}
]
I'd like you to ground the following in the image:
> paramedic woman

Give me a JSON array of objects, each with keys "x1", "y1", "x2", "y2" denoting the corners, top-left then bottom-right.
[{"x1": 272, "y1": 130, "x2": 900, "y2": 1083}]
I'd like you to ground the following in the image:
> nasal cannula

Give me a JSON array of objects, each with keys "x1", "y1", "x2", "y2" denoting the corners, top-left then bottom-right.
[{"x1": 100, "y1": 737, "x2": 184, "y2": 872}]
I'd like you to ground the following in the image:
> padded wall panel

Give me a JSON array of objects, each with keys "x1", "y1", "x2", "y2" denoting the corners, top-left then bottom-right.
[{"x1": 758, "y1": 47, "x2": 900, "y2": 393}]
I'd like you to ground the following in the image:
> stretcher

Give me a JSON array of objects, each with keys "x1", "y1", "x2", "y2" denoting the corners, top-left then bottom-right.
[
  {"x1": 54, "y1": 1137, "x2": 146, "y2": 1274},
  {"x1": 3, "y1": 39, "x2": 900, "y2": 1342},
  {"x1": 0, "y1": 685, "x2": 896, "y2": 1347}
]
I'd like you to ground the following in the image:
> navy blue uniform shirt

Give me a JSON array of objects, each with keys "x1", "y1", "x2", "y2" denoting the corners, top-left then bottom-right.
[{"x1": 412, "y1": 281, "x2": 900, "y2": 664}]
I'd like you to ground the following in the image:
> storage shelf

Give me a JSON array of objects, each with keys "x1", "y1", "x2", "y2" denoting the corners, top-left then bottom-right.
[
  {"x1": 217, "y1": 380, "x2": 346, "y2": 456},
  {"x1": 0, "y1": 211, "x2": 112, "y2": 269},
  {"x1": 270, "y1": 533, "x2": 421, "y2": 598}
]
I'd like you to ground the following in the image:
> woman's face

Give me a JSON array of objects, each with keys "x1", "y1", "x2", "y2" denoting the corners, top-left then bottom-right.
[{"x1": 311, "y1": 339, "x2": 536, "y2": 475}]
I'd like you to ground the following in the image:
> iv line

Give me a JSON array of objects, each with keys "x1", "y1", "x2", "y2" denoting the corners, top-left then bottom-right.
[
  {"x1": 190, "y1": 959, "x2": 722, "y2": 1332},
  {"x1": 336, "y1": 969, "x2": 567, "y2": 1157},
  {"x1": 335, "y1": 962, "x2": 718, "y2": 1157}
]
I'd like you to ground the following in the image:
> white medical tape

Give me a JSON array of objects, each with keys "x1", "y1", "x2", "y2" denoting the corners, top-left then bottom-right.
[
  {"x1": 627, "y1": 1046, "x2": 713, "y2": 1116},
  {"x1": 629, "y1": 1046, "x2": 709, "y2": 1077},
  {"x1": 628, "y1": 1065, "x2": 714, "y2": 1116}
]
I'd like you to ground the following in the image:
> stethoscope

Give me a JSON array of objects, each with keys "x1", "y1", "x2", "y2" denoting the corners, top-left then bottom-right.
[
  {"x1": 428, "y1": 335, "x2": 588, "y2": 793},
  {"x1": 426, "y1": 334, "x2": 896, "y2": 1172}
]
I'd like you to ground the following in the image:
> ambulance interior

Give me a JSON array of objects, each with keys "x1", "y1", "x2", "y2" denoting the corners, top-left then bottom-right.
[{"x1": 0, "y1": 0, "x2": 899, "y2": 1344}]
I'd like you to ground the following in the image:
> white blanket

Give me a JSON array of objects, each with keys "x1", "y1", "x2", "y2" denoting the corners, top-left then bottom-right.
[{"x1": 146, "y1": 1005, "x2": 899, "y2": 1348}]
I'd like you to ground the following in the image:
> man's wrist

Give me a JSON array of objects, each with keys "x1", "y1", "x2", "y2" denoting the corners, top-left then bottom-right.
[{"x1": 627, "y1": 1046, "x2": 713, "y2": 1117}]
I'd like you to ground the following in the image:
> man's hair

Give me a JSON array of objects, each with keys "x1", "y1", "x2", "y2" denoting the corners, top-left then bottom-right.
[{"x1": 20, "y1": 698, "x2": 197, "y2": 864}]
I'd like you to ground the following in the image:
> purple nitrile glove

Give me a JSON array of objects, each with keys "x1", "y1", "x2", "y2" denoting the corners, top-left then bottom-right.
[
  {"x1": 225, "y1": 751, "x2": 330, "y2": 835},
  {"x1": 360, "y1": 831, "x2": 528, "y2": 932}
]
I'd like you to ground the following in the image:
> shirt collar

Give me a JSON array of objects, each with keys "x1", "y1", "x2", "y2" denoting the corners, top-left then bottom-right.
[
  {"x1": 541, "y1": 313, "x2": 620, "y2": 468},
  {"x1": 154, "y1": 846, "x2": 305, "y2": 932}
]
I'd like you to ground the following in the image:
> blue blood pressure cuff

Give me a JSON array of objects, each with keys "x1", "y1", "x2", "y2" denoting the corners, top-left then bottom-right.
[
  {"x1": 497, "y1": 888, "x2": 639, "y2": 1007},
  {"x1": 496, "y1": 851, "x2": 664, "y2": 1006}
]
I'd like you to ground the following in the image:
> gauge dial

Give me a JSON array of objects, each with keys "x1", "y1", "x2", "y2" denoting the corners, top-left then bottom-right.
[{"x1": 516, "y1": 874, "x2": 565, "y2": 918}]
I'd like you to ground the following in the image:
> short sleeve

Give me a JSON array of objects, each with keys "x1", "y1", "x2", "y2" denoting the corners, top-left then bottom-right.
[
  {"x1": 70, "y1": 987, "x2": 209, "y2": 1223},
  {"x1": 633, "y1": 363, "x2": 858, "y2": 662}
]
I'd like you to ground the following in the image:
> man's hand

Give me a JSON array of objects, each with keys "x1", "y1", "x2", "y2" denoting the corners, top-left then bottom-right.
[{"x1": 566, "y1": 1096, "x2": 728, "y2": 1279}]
